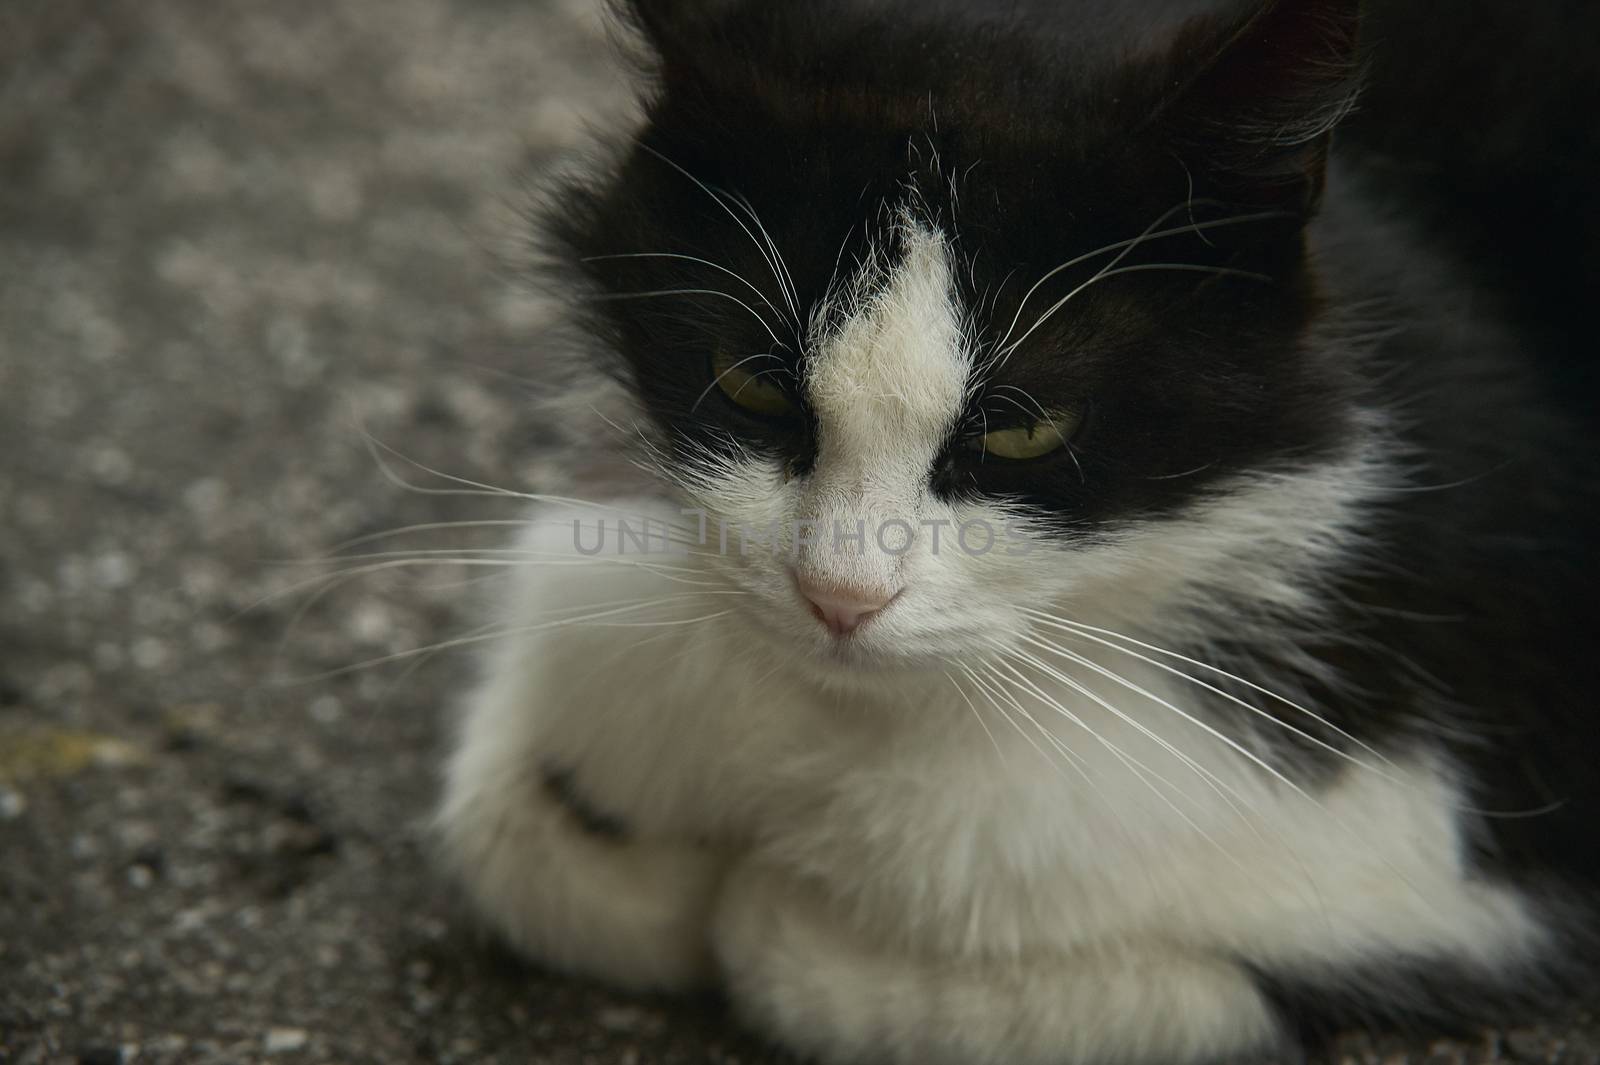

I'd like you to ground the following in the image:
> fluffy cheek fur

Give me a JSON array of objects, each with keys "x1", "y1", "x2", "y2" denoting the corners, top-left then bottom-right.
[{"x1": 679, "y1": 455, "x2": 1063, "y2": 671}]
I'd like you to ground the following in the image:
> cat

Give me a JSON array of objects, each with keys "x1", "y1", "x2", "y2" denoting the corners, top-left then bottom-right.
[{"x1": 434, "y1": 0, "x2": 1600, "y2": 1061}]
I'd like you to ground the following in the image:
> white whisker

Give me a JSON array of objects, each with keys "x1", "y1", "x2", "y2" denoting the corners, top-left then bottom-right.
[
  {"x1": 283, "y1": 598, "x2": 738, "y2": 684},
  {"x1": 589, "y1": 288, "x2": 784, "y2": 347},
  {"x1": 692, "y1": 351, "x2": 791, "y2": 412},
  {"x1": 250, "y1": 555, "x2": 737, "y2": 618},
  {"x1": 581, "y1": 251, "x2": 789, "y2": 326},
  {"x1": 727, "y1": 189, "x2": 802, "y2": 326},
  {"x1": 1021, "y1": 608, "x2": 1399, "y2": 777},
  {"x1": 999, "y1": 261, "x2": 1272, "y2": 365},
  {"x1": 636, "y1": 144, "x2": 802, "y2": 333},
  {"x1": 983, "y1": 655, "x2": 1244, "y2": 869},
  {"x1": 943, "y1": 668, "x2": 1008, "y2": 767},
  {"x1": 990, "y1": 203, "x2": 1282, "y2": 356},
  {"x1": 959, "y1": 663, "x2": 1091, "y2": 775}
]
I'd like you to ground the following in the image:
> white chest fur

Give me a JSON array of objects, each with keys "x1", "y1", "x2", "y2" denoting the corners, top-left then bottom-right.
[{"x1": 450, "y1": 503, "x2": 1541, "y2": 972}]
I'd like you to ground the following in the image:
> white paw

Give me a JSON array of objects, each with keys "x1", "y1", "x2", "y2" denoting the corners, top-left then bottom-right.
[
  {"x1": 712, "y1": 860, "x2": 1281, "y2": 1065},
  {"x1": 436, "y1": 763, "x2": 727, "y2": 993}
]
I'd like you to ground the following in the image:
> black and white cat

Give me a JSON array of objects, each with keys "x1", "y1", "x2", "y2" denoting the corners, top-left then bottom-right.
[{"x1": 435, "y1": 0, "x2": 1600, "y2": 1061}]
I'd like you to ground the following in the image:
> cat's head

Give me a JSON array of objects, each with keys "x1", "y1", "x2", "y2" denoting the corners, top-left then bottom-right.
[{"x1": 550, "y1": 0, "x2": 1385, "y2": 678}]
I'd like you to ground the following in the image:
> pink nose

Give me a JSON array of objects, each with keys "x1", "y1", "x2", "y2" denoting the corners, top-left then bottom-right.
[{"x1": 795, "y1": 575, "x2": 897, "y2": 636}]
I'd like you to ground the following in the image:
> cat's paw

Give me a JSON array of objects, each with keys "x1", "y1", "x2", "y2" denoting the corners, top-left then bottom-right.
[
  {"x1": 712, "y1": 859, "x2": 1282, "y2": 1065},
  {"x1": 435, "y1": 761, "x2": 727, "y2": 993}
]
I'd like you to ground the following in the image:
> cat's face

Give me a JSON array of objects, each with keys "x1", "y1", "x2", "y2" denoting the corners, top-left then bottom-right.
[{"x1": 557, "y1": 0, "x2": 1375, "y2": 676}]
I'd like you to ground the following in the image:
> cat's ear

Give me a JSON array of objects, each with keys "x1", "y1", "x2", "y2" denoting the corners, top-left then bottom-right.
[
  {"x1": 1155, "y1": 0, "x2": 1361, "y2": 213},
  {"x1": 613, "y1": 0, "x2": 742, "y2": 79}
]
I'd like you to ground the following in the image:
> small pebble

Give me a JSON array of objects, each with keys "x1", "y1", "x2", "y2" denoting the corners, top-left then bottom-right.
[
  {"x1": 308, "y1": 694, "x2": 343, "y2": 725},
  {"x1": 264, "y1": 1027, "x2": 309, "y2": 1054},
  {"x1": 132, "y1": 637, "x2": 170, "y2": 670}
]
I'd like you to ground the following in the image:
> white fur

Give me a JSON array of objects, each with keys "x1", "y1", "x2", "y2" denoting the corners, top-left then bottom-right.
[{"x1": 436, "y1": 221, "x2": 1545, "y2": 1063}]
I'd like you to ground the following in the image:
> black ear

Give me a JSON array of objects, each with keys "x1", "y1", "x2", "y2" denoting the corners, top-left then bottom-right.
[
  {"x1": 1157, "y1": 0, "x2": 1361, "y2": 212},
  {"x1": 614, "y1": 0, "x2": 743, "y2": 78}
]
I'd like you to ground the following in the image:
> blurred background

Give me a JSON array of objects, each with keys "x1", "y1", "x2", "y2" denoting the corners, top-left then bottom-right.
[{"x1": 0, "y1": 1, "x2": 1593, "y2": 1062}]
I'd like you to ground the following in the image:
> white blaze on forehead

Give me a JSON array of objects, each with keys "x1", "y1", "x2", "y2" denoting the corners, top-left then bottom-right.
[{"x1": 805, "y1": 223, "x2": 969, "y2": 483}]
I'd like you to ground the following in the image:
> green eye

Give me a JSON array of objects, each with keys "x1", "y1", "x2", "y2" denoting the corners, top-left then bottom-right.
[
  {"x1": 969, "y1": 408, "x2": 1082, "y2": 460},
  {"x1": 711, "y1": 350, "x2": 795, "y2": 417}
]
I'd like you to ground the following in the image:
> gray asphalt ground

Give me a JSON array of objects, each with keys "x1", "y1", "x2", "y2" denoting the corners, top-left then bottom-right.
[{"x1": 0, "y1": 2, "x2": 1595, "y2": 1063}]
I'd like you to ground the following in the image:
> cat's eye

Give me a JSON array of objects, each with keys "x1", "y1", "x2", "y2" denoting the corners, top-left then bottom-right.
[
  {"x1": 968, "y1": 408, "x2": 1082, "y2": 460},
  {"x1": 710, "y1": 349, "x2": 796, "y2": 417}
]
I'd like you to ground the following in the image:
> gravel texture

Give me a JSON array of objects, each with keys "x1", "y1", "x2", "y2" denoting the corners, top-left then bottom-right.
[{"x1": 0, "y1": 1, "x2": 1595, "y2": 1063}]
